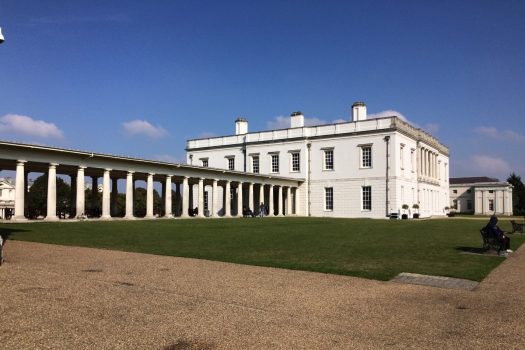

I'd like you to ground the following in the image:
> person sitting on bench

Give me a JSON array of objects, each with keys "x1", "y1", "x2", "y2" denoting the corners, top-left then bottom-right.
[{"x1": 485, "y1": 215, "x2": 512, "y2": 254}]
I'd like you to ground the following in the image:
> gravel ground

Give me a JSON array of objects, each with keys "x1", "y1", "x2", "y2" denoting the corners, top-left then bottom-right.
[{"x1": 0, "y1": 240, "x2": 524, "y2": 350}]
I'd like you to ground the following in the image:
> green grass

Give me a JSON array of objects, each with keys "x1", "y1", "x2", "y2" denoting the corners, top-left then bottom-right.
[{"x1": 2, "y1": 217, "x2": 523, "y2": 281}]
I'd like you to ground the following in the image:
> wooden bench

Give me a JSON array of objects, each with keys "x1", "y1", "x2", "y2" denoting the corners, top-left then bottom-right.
[
  {"x1": 480, "y1": 228, "x2": 501, "y2": 252},
  {"x1": 510, "y1": 220, "x2": 524, "y2": 234}
]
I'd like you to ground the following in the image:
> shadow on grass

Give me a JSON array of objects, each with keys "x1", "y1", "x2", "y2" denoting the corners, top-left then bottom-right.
[
  {"x1": 455, "y1": 246, "x2": 499, "y2": 256},
  {"x1": 0, "y1": 227, "x2": 30, "y2": 242}
]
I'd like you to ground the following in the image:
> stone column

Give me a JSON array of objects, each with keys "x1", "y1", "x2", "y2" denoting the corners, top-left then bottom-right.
[
  {"x1": 45, "y1": 163, "x2": 59, "y2": 221},
  {"x1": 125, "y1": 171, "x2": 134, "y2": 219},
  {"x1": 101, "y1": 169, "x2": 112, "y2": 219},
  {"x1": 278, "y1": 186, "x2": 284, "y2": 216},
  {"x1": 481, "y1": 190, "x2": 487, "y2": 215},
  {"x1": 198, "y1": 178, "x2": 205, "y2": 218},
  {"x1": 182, "y1": 176, "x2": 189, "y2": 218},
  {"x1": 259, "y1": 184, "x2": 264, "y2": 214},
  {"x1": 111, "y1": 177, "x2": 118, "y2": 217},
  {"x1": 212, "y1": 179, "x2": 218, "y2": 217},
  {"x1": 146, "y1": 173, "x2": 154, "y2": 218},
  {"x1": 14, "y1": 160, "x2": 27, "y2": 221},
  {"x1": 248, "y1": 182, "x2": 254, "y2": 211},
  {"x1": 269, "y1": 185, "x2": 274, "y2": 216},
  {"x1": 286, "y1": 186, "x2": 292, "y2": 215},
  {"x1": 237, "y1": 182, "x2": 243, "y2": 216},
  {"x1": 165, "y1": 175, "x2": 173, "y2": 218},
  {"x1": 91, "y1": 176, "x2": 98, "y2": 216},
  {"x1": 76, "y1": 166, "x2": 85, "y2": 218},
  {"x1": 224, "y1": 181, "x2": 231, "y2": 217}
]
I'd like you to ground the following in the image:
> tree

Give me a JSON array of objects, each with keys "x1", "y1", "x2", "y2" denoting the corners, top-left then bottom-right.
[
  {"x1": 507, "y1": 173, "x2": 525, "y2": 216},
  {"x1": 28, "y1": 174, "x2": 71, "y2": 219}
]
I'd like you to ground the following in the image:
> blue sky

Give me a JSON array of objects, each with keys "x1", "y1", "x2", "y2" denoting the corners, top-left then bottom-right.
[{"x1": 1, "y1": 0, "x2": 524, "y2": 181}]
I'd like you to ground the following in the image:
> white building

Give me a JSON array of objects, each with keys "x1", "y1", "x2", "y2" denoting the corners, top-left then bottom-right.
[
  {"x1": 186, "y1": 102, "x2": 450, "y2": 218},
  {"x1": 0, "y1": 177, "x2": 15, "y2": 219},
  {"x1": 449, "y1": 177, "x2": 513, "y2": 216}
]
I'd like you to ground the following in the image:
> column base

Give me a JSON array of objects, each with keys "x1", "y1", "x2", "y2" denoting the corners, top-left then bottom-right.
[
  {"x1": 12, "y1": 216, "x2": 28, "y2": 222},
  {"x1": 145, "y1": 215, "x2": 156, "y2": 219},
  {"x1": 100, "y1": 215, "x2": 112, "y2": 220},
  {"x1": 124, "y1": 215, "x2": 136, "y2": 220},
  {"x1": 44, "y1": 216, "x2": 59, "y2": 222}
]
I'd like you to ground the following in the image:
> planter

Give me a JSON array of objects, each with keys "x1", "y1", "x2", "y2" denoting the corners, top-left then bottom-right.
[
  {"x1": 413, "y1": 213, "x2": 419, "y2": 219},
  {"x1": 401, "y1": 214, "x2": 408, "y2": 220}
]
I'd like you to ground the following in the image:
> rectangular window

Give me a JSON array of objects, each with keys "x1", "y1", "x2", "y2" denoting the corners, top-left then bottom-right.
[
  {"x1": 453, "y1": 190, "x2": 457, "y2": 194},
  {"x1": 489, "y1": 190, "x2": 494, "y2": 194},
  {"x1": 324, "y1": 149, "x2": 334, "y2": 170},
  {"x1": 362, "y1": 186, "x2": 372, "y2": 210},
  {"x1": 411, "y1": 149, "x2": 415, "y2": 172},
  {"x1": 361, "y1": 146, "x2": 372, "y2": 168},
  {"x1": 204, "y1": 191, "x2": 209, "y2": 210},
  {"x1": 291, "y1": 152, "x2": 300, "y2": 172},
  {"x1": 489, "y1": 199, "x2": 494, "y2": 211},
  {"x1": 400, "y1": 144, "x2": 405, "y2": 170},
  {"x1": 325, "y1": 187, "x2": 333, "y2": 211},
  {"x1": 252, "y1": 155, "x2": 259, "y2": 174},
  {"x1": 271, "y1": 154, "x2": 279, "y2": 173},
  {"x1": 467, "y1": 200, "x2": 472, "y2": 210},
  {"x1": 201, "y1": 159, "x2": 208, "y2": 167},
  {"x1": 227, "y1": 157, "x2": 235, "y2": 171}
]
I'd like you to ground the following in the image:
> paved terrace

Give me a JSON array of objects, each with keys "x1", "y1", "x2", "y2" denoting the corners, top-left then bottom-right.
[{"x1": 1, "y1": 241, "x2": 524, "y2": 349}]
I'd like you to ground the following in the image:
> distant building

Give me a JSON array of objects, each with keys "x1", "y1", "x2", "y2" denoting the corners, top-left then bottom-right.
[
  {"x1": 186, "y1": 102, "x2": 450, "y2": 218},
  {"x1": 449, "y1": 177, "x2": 513, "y2": 216},
  {"x1": 0, "y1": 177, "x2": 15, "y2": 219}
]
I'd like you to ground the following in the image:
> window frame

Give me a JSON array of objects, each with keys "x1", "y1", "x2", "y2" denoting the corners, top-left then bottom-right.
[
  {"x1": 323, "y1": 148, "x2": 334, "y2": 171},
  {"x1": 251, "y1": 154, "x2": 260, "y2": 174},
  {"x1": 200, "y1": 158, "x2": 209, "y2": 167},
  {"x1": 290, "y1": 151, "x2": 300, "y2": 172},
  {"x1": 359, "y1": 144, "x2": 373, "y2": 169},
  {"x1": 270, "y1": 153, "x2": 279, "y2": 173},
  {"x1": 226, "y1": 156, "x2": 235, "y2": 171},
  {"x1": 362, "y1": 186, "x2": 372, "y2": 211},
  {"x1": 325, "y1": 187, "x2": 334, "y2": 211}
]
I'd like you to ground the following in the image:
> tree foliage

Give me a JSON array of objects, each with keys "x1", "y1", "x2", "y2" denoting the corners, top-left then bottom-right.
[
  {"x1": 28, "y1": 174, "x2": 71, "y2": 218},
  {"x1": 507, "y1": 173, "x2": 525, "y2": 216}
]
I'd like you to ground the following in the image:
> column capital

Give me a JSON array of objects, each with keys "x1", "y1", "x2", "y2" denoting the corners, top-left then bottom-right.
[
  {"x1": 49, "y1": 163, "x2": 59, "y2": 168},
  {"x1": 183, "y1": 176, "x2": 189, "y2": 179},
  {"x1": 17, "y1": 159, "x2": 27, "y2": 164},
  {"x1": 213, "y1": 178, "x2": 219, "y2": 182},
  {"x1": 104, "y1": 168, "x2": 112, "y2": 172},
  {"x1": 166, "y1": 174, "x2": 173, "y2": 179},
  {"x1": 148, "y1": 172, "x2": 155, "y2": 176},
  {"x1": 127, "y1": 170, "x2": 135, "y2": 175},
  {"x1": 78, "y1": 165, "x2": 86, "y2": 170}
]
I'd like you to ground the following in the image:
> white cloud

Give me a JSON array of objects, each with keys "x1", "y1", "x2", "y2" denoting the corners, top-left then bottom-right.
[
  {"x1": 122, "y1": 120, "x2": 167, "y2": 138},
  {"x1": 474, "y1": 126, "x2": 525, "y2": 143},
  {"x1": 0, "y1": 114, "x2": 64, "y2": 139},
  {"x1": 368, "y1": 110, "x2": 408, "y2": 122},
  {"x1": 453, "y1": 155, "x2": 512, "y2": 180},
  {"x1": 267, "y1": 116, "x2": 290, "y2": 130}
]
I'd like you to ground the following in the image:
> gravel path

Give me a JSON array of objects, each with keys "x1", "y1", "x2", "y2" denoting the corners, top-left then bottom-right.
[{"x1": 1, "y1": 240, "x2": 524, "y2": 349}]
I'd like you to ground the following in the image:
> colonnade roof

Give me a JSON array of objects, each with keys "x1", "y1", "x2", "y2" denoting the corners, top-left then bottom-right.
[{"x1": 0, "y1": 140, "x2": 303, "y2": 186}]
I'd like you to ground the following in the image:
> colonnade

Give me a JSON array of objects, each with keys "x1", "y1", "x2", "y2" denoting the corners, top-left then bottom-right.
[
  {"x1": 12, "y1": 160, "x2": 298, "y2": 221},
  {"x1": 474, "y1": 188, "x2": 513, "y2": 215},
  {"x1": 418, "y1": 146, "x2": 440, "y2": 181}
]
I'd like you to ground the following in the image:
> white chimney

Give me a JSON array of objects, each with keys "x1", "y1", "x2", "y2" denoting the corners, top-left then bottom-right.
[
  {"x1": 352, "y1": 102, "x2": 367, "y2": 122},
  {"x1": 290, "y1": 111, "x2": 304, "y2": 128},
  {"x1": 235, "y1": 117, "x2": 248, "y2": 135}
]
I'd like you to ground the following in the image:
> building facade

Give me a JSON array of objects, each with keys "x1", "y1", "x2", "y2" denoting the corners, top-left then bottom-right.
[
  {"x1": 186, "y1": 102, "x2": 450, "y2": 218},
  {"x1": 449, "y1": 177, "x2": 513, "y2": 216},
  {"x1": 0, "y1": 177, "x2": 15, "y2": 219}
]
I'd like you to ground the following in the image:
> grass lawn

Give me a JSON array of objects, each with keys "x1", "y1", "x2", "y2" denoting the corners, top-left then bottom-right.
[{"x1": 2, "y1": 217, "x2": 523, "y2": 281}]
